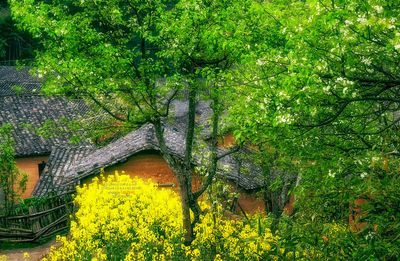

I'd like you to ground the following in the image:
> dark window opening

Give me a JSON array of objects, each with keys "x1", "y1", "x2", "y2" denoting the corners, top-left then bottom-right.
[{"x1": 38, "y1": 161, "x2": 46, "y2": 176}]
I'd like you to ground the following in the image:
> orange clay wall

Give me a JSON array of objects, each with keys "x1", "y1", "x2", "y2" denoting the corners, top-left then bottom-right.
[
  {"x1": 83, "y1": 151, "x2": 204, "y2": 193},
  {"x1": 16, "y1": 156, "x2": 49, "y2": 198},
  {"x1": 218, "y1": 133, "x2": 236, "y2": 148},
  {"x1": 349, "y1": 198, "x2": 369, "y2": 232},
  {"x1": 236, "y1": 191, "x2": 265, "y2": 213},
  {"x1": 82, "y1": 151, "x2": 265, "y2": 214},
  {"x1": 103, "y1": 151, "x2": 179, "y2": 186},
  {"x1": 82, "y1": 151, "x2": 201, "y2": 190},
  {"x1": 218, "y1": 134, "x2": 265, "y2": 214},
  {"x1": 218, "y1": 134, "x2": 291, "y2": 215}
]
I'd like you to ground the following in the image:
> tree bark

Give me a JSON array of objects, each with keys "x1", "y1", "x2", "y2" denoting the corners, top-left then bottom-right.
[
  {"x1": 178, "y1": 175, "x2": 194, "y2": 244},
  {"x1": 153, "y1": 114, "x2": 196, "y2": 245},
  {"x1": 152, "y1": 83, "x2": 225, "y2": 244}
]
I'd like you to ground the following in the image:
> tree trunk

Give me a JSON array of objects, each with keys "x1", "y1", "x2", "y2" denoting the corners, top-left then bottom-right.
[
  {"x1": 178, "y1": 175, "x2": 194, "y2": 245},
  {"x1": 153, "y1": 119, "x2": 196, "y2": 244},
  {"x1": 152, "y1": 83, "x2": 224, "y2": 244}
]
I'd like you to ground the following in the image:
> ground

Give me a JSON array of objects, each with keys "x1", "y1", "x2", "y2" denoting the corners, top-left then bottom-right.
[{"x1": 0, "y1": 239, "x2": 58, "y2": 261}]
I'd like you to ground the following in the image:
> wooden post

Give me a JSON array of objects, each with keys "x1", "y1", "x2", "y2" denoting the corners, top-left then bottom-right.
[{"x1": 29, "y1": 206, "x2": 40, "y2": 234}]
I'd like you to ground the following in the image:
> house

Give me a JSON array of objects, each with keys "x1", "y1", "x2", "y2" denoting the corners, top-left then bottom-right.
[
  {"x1": 32, "y1": 109, "x2": 266, "y2": 212},
  {"x1": 0, "y1": 66, "x2": 90, "y2": 198},
  {"x1": 1, "y1": 66, "x2": 266, "y2": 213}
]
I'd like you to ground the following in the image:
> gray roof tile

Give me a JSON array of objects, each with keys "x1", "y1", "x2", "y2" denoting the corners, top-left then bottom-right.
[
  {"x1": 0, "y1": 67, "x2": 91, "y2": 157},
  {"x1": 32, "y1": 146, "x2": 95, "y2": 197},
  {"x1": 35, "y1": 123, "x2": 264, "y2": 195},
  {"x1": 1, "y1": 66, "x2": 264, "y2": 194},
  {"x1": 0, "y1": 66, "x2": 40, "y2": 83}
]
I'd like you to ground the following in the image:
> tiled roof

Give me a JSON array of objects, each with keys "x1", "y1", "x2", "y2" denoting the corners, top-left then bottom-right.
[
  {"x1": 169, "y1": 99, "x2": 213, "y2": 137},
  {"x1": 32, "y1": 146, "x2": 95, "y2": 197},
  {"x1": 0, "y1": 66, "x2": 91, "y2": 157},
  {"x1": 0, "y1": 66, "x2": 41, "y2": 97},
  {"x1": 0, "y1": 81, "x2": 41, "y2": 96},
  {"x1": 33, "y1": 124, "x2": 264, "y2": 196},
  {"x1": 0, "y1": 66, "x2": 264, "y2": 195},
  {"x1": 0, "y1": 95, "x2": 90, "y2": 157},
  {"x1": 0, "y1": 66, "x2": 40, "y2": 83}
]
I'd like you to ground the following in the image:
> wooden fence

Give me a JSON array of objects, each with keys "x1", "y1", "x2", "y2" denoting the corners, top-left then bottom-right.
[{"x1": 0, "y1": 192, "x2": 74, "y2": 243}]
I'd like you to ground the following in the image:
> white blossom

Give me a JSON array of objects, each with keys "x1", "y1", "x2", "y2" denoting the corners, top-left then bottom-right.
[
  {"x1": 256, "y1": 59, "x2": 265, "y2": 66},
  {"x1": 323, "y1": 85, "x2": 331, "y2": 93},
  {"x1": 365, "y1": 231, "x2": 375, "y2": 241},
  {"x1": 311, "y1": 107, "x2": 317, "y2": 116},
  {"x1": 372, "y1": 156, "x2": 380, "y2": 162},
  {"x1": 374, "y1": 5, "x2": 383, "y2": 14},
  {"x1": 278, "y1": 91, "x2": 290, "y2": 99},
  {"x1": 361, "y1": 57, "x2": 372, "y2": 66},
  {"x1": 275, "y1": 114, "x2": 293, "y2": 124},
  {"x1": 357, "y1": 15, "x2": 367, "y2": 24},
  {"x1": 345, "y1": 20, "x2": 353, "y2": 26}
]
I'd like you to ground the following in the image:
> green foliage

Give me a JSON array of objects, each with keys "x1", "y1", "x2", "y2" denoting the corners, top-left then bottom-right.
[
  {"x1": 8, "y1": 0, "x2": 246, "y2": 137},
  {"x1": 276, "y1": 215, "x2": 355, "y2": 260},
  {"x1": 0, "y1": 124, "x2": 27, "y2": 215},
  {"x1": 9, "y1": 0, "x2": 400, "y2": 258},
  {"x1": 0, "y1": 2, "x2": 37, "y2": 64},
  {"x1": 10, "y1": 0, "x2": 175, "y2": 127},
  {"x1": 226, "y1": 0, "x2": 400, "y2": 259},
  {"x1": 231, "y1": 0, "x2": 400, "y2": 162},
  {"x1": 15, "y1": 196, "x2": 51, "y2": 213},
  {"x1": 276, "y1": 174, "x2": 400, "y2": 261},
  {"x1": 350, "y1": 168, "x2": 400, "y2": 259}
]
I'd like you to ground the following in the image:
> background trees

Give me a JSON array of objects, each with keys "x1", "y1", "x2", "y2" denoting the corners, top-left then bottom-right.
[{"x1": 0, "y1": 0, "x2": 37, "y2": 64}]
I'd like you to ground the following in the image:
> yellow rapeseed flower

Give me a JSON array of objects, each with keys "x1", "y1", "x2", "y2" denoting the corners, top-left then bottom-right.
[{"x1": 44, "y1": 172, "x2": 280, "y2": 260}]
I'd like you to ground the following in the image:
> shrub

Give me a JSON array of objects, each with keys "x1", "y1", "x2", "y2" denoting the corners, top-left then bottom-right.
[
  {"x1": 44, "y1": 172, "x2": 279, "y2": 260},
  {"x1": 189, "y1": 212, "x2": 279, "y2": 260},
  {"x1": 0, "y1": 123, "x2": 28, "y2": 215},
  {"x1": 275, "y1": 167, "x2": 400, "y2": 260},
  {"x1": 276, "y1": 215, "x2": 353, "y2": 260}
]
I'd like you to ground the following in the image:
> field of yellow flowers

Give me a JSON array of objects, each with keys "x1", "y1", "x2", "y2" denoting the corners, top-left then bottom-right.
[{"x1": 41, "y1": 172, "x2": 280, "y2": 261}]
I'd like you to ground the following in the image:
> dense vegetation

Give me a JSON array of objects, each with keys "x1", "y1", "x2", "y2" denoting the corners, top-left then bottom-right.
[
  {"x1": 228, "y1": 1, "x2": 400, "y2": 259},
  {"x1": 3, "y1": 0, "x2": 400, "y2": 259},
  {"x1": 0, "y1": 0, "x2": 37, "y2": 64},
  {"x1": 43, "y1": 174, "x2": 281, "y2": 261},
  {"x1": 0, "y1": 124, "x2": 27, "y2": 215}
]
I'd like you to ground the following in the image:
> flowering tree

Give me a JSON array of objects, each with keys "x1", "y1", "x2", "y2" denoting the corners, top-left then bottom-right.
[
  {"x1": 229, "y1": 0, "x2": 400, "y2": 257},
  {"x1": 9, "y1": 0, "x2": 256, "y2": 244}
]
